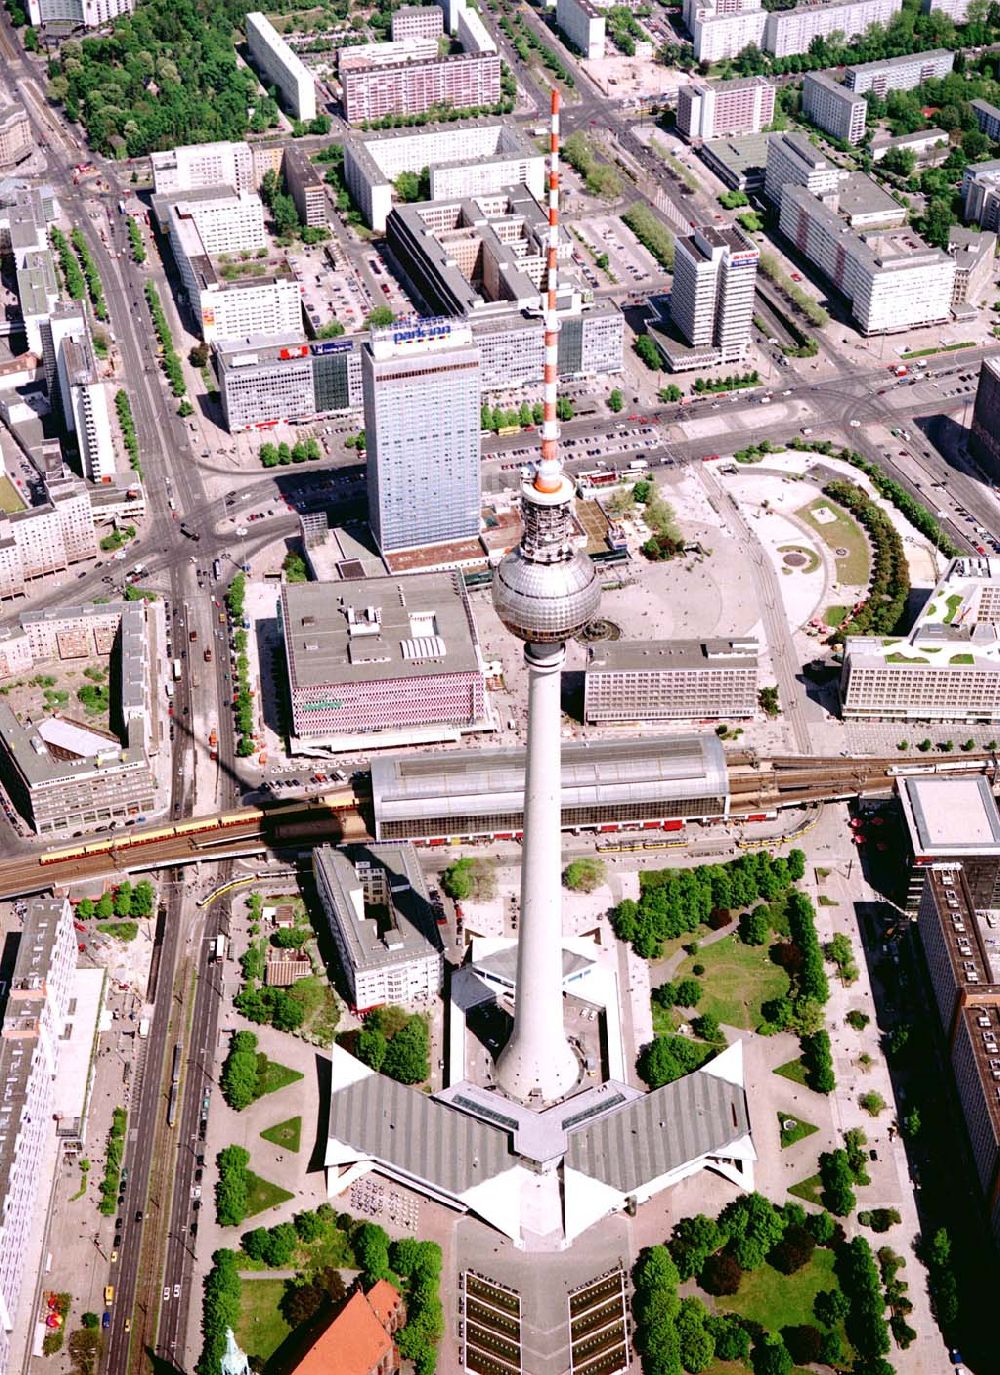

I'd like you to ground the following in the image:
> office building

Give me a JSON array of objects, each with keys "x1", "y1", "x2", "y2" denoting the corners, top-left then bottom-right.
[
  {"x1": 676, "y1": 77, "x2": 775, "y2": 141},
  {"x1": 283, "y1": 145, "x2": 327, "y2": 228},
  {"x1": 26, "y1": 0, "x2": 132, "y2": 25},
  {"x1": 778, "y1": 183, "x2": 954, "y2": 333},
  {"x1": 150, "y1": 140, "x2": 254, "y2": 196},
  {"x1": 246, "y1": 12, "x2": 317, "y2": 120},
  {"x1": 973, "y1": 98, "x2": 1000, "y2": 143},
  {"x1": 970, "y1": 358, "x2": 1000, "y2": 478},
  {"x1": 363, "y1": 320, "x2": 481, "y2": 555},
  {"x1": 216, "y1": 333, "x2": 363, "y2": 430},
  {"x1": 802, "y1": 71, "x2": 867, "y2": 145},
  {"x1": 764, "y1": 130, "x2": 847, "y2": 208},
  {"x1": 164, "y1": 190, "x2": 266, "y2": 257},
  {"x1": 0, "y1": 602, "x2": 157, "y2": 834},
  {"x1": 655, "y1": 223, "x2": 758, "y2": 371},
  {"x1": 557, "y1": 0, "x2": 606, "y2": 59},
  {"x1": 948, "y1": 227, "x2": 996, "y2": 309},
  {"x1": 898, "y1": 775, "x2": 1000, "y2": 910},
  {"x1": 763, "y1": 0, "x2": 903, "y2": 57},
  {"x1": 0, "y1": 897, "x2": 76, "y2": 1375},
  {"x1": 0, "y1": 107, "x2": 30, "y2": 170},
  {"x1": 0, "y1": 479, "x2": 97, "y2": 599},
  {"x1": 584, "y1": 639, "x2": 759, "y2": 723},
  {"x1": 963, "y1": 159, "x2": 1000, "y2": 231},
  {"x1": 313, "y1": 843, "x2": 443, "y2": 1013},
  {"x1": 343, "y1": 120, "x2": 544, "y2": 232},
  {"x1": 289, "y1": 1282, "x2": 403, "y2": 1375},
  {"x1": 916, "y1": 865, "x2": 1000, "y2": 1246},
  {"x1": 699, "y1": 131, "x2": 773, "y2": 191},
  {"x1": 279, "y1": 573, "x2": 486, "y2": 744},
  {"x1": 843, "y1": 47, "x2": 954, "y2": 94},
  {"x1": 392, "y1": 4, "x2": 443, "y2": 38},
  {"x1": 691, "y1": 6, "x2": 767, "y2": 62},
  {"x1": 340, "y1": 48, "x2": 500, "y2": 122},
  {"x1": 841, "y1": 557, "x2": 1000, "y2": 720}
]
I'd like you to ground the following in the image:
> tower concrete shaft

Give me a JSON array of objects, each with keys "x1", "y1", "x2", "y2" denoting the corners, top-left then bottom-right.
[{"x1": 494, "y1": 640, "x2": 579, "y2": 1101}]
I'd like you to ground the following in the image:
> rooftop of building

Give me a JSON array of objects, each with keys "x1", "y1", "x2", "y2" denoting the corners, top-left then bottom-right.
[
  {"x1": 341, "y1": 46, "x2": 495, "y2": 76},
  {"x1": 586, "y1": 638, "x2": 759, "y2": 673},
  {"x1": 288, "y1": 1286, "x2": 399, "y2": 1375},
  {"x1": 772, "y1": 129, "x2": 836, "y2": 169},
  {"x1": 949, "y1": 226, "x2": 996, "y2": 268},
  {"x1": 782, "y1": 183, "x2": 947, "y2": 270},
  {"x1": 281, "y1": 571, "x2": 481, "y2": 690},
  {"x1": 313, "y1": 841, "x2": 439, "y2": 973},
  {"x1": 15, "y1": 248, "x2": 57, "y2": 317},
  {"x1": 923, "y1": 864, "x2": 1000, "y2": 988},
  {"x1": 680, "y1": 222, "x2": 759, "y2": 261},
  {"x1": 845, "y1": 46, "x2": 952, "y2": 75},
  {"x1": 836, "y1": 171, "x2": 906, "y2": 223},
  {"x1": 282, "y1": 142, "x2": 324, "y2": 186},
  {"x1": 847, "y1": 557, "x2": 1000, "y2": 665},
  {"x1": 900, "y1": 775, "x2": 1000, "y2": 856},
  {"x1": 689, "y1": 74, "x2": 773, "y2": 94},
  {"x1": 876, "y1": 126, "x2": 948, "y2": 149},
  {"x1": 972, "y1": 97, "x2": 1000, "y2": 122},
  {"x1": 345, "y1": 118, "x2": 537, "y2": 181},
  {"x1": 964, "y1": 157, "x2": 1000, "y2": 184},
  {"x1": 699, "y1": 131, "x2": 774, "y2": 181},
  {"x1": 804, "y1": 69, "x2": 864, "y2": 100}
]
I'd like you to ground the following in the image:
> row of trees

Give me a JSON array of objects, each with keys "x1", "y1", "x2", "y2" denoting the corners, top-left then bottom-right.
[
  {"x1": 76, "y1": 880, "x2": 154, "y2": 921},
  {"x1": 196, "y1": 1249, "x2": 241, "y2": 1375},
  {"x1": 114, "y1": 390, "x2": 142, "y2": 478},
  {"x1": 259, "y1": 438, "x2": 322, "y2": 467},
  {"x1": 823, "y1": 479, "x2": 910, "y2": 639},
  {"x1": 144, "y1": 281, "x2": 186, "y2": 400},
  {"x1": 70, "y1": 228, "x2": 107, "y2": 321},
  {"x1": 612, "y1": 849, "x2": 805, "y2": 958},
  {"x1": 215, "y1": 1144, "x2": 252, "y2": 1228},
  {"x1": 97, "y1": 1107, "x2": 127, "y2": 1215},
  {"x1": 220, "y1": 1030, "x2": 264, "y2": 1111}
]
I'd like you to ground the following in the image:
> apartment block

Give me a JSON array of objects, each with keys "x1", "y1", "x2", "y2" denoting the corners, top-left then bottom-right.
[
  {"x1": 246, "y1": 11, "x2": 317, "y2": 120},
  {"x1": 0, "y1": 106, "x2": 30, "y2": 171},
  {"x1": 0, "y1": 898, "x2": 76, "y2": 1375},
  {"x1": 0, "y1": 479, "x2": 97, "y2": 599},
  {"x1": 921, "y1": 0, "x2": 974, "y2": 18},
  {"x1": 313, "y1": 843, "x2": 443, "y2": 1013},
  {"x1": 970, "y1": 358, "x2": 1000, "y2": 478},
  {"x1": 62, "y1": 334, "x2": 116, "y2": 482},
  {"x1": 871, "y1": 127, "x2": 949, "y2": 165},
  {"x1": 802, "y1": 71, "x2": 867, "y2": 145},
  {"x1": 916, "y1": 865, "x2": 1000, "y2": 1246},
  {"x1": 778, "y1": 183, "x2": 954, "y2": 333},
  {"x1": 691, "y1": 6, "x2": 766, "y2": 62},
  {"x1": 557, "y1": 0, "x2": 606, "y2": 59},
  {"x1": 972, "y1": 98, "x2": 1000, "y2": 142},
  {"x1": 283, "y1": 145, "x2": 327, "y2": 228},
  {"x1": 340, "y1": 50, "x2": 500, "y2": 123},
  {"x1": 27, "y1": 0, "x2": 132, "y2": 25},
  {"x1": 150, "y1": 140, "x2": 254, "y2": 196},
  {"x1": 392, "y1": 4, "x2": 444, "y2": 39},
  {"x1": 656, "y1": 223, "x2": 758, "y2": 371},
  {"x1": 763, "y1": 0, "x2": 903, "y2": 57},
  {"x1": 584, "y1": 639, "x2": 759, "y2": 723},
  {"x1": 764, "y1": 130, "x2": 847, "y2": 208},
  {"x1": 843, "y1": 47, "x2": 954, "y2": 94},
  {"x1": 962, "y1": 159, "x2": 1000, "y2": 231},
  {"x1": 677, "y1": 76, "x2": 775, "y2": 141},
  {"x1": 364, "y1": 322, "x2": 481, "y2": 554},
  {"x1": 344, "y1": 120, "x2": 545, "y2": 232},
  {"x1": 280, "y1": 574, "x2": 486, "y2": 745},
  {"x1": 841, "y1": 557, "x2": 1000, "y2": 720},
  {"x1": 948, "y1": 227, "x2": 996, "y2": 309}
]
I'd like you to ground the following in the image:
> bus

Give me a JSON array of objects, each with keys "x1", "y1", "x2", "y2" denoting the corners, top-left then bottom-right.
[{"x1": 172, "y1": 659, "x2": 182, "y2": 681}]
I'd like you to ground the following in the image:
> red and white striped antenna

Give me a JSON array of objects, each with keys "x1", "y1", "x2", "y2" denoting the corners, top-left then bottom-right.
[{"x1": 533, "y1": 89, "x2": 562, "y2": 496}]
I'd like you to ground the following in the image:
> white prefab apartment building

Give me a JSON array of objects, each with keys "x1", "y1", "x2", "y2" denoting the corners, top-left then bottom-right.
[
  {"x1": 841, "y1": 558, "x2": 1000, "y2": 721},
  {"x1": 691, "y1": 4, "x2": 767, "y2": 62},
  {"x1": 246, "y1": 11, "x2": 317, "y2": 121},
  {"x1": 27, "y1": 0, "x2": 131, "y2": 25},
  {"x1": 0, "y1": 898, "x2": 75, "y2": 1375},
  {"x1": 677, "y1": 76, "x2": 775, "y2": 141},
  {"x1": 843, "y1": 47, "x2": 954, "y2": 94},
  {"x1": 779, "y1": 184, "x2": 955, "y2": 333},
  {"x1": 557, "y1": 0, "x2": 606, "y2": 59},
  {"x1": 763, "y1": 0, "x2": 903, "y2": 56},
  {"x1": 313, "y1": 843, "x2": 443, "y2": 1013},
  {"x1": 802, "y1": 71, "x2": 867, "y2": 145},
  {"x1": 150, "y1": 141, "x2": 255, "y2": 196},
  {"x1": 343, "y1": 121, "x2": 545, "y2": 232},
  {"x1": 585, "y1": 639, "x2": 759, "y2": 723}
]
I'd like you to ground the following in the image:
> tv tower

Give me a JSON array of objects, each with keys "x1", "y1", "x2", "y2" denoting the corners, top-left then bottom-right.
[{"x1": 492, "y1": 91, "x2": 601, "y2": 1105}]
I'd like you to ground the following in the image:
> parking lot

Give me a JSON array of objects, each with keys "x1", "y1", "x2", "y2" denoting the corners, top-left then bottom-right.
[
  {"x1": 288, "y1": 240, "x2": 373, "y2": 334},
  {"x1": 574, "y1": 213, "x2": 662, "y2": 287}
]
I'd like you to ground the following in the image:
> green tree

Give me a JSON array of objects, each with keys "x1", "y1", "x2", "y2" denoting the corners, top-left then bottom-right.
[
  {"x1": 96, "y1": 893, "x2": 114, "y2": 920},
  {"x1": 366, "y1": 305, "x2": 395, "y2": 328},
  {"x1": 221, "y1": 1031, "x2": 259, "y2": 1111},
  {"x1": 751, "y1": 1335, "x2": 792, "y2": 1375},
  {"x1": 563, "y1": 857, "x2": 607, "y2": 892},
  {"x1": 215, "y1": 1145, "x2": 250, "y2": 1227},
  {"x1": 819, "y1": 1148, "x2": 857, "y2": 1216},
  {"x1": 674, "y1": 977, "x2": 702, "y2": 1008},
  {"x1": 669, "y1": 1213, "x2": 722, "y2": 1281},
  {"x1": 608, "y1": 388, "x2": 624, "y2": 412},
  {"x1": 676, "y1": 1297, "x2": 715, "y2": 1373},
  {"x1": 635, "y1": 334, "x2": 662, "y2": 370},
  {"x1": 719, "y1": 1192, "x2": 786, "y2": 1271},
  {"x1": 382, "y1": 1016, "x2": 430, "y2": 1084},
  {"x1": 354, "y1": 1222, "x2": 391, "y2": 1280},
  {"x1": 739, "y1": 907, "x2": 769, "y2": 945},
  {"x1": 355, "y1": 1026, "x2": 387, "y2": 1071}
]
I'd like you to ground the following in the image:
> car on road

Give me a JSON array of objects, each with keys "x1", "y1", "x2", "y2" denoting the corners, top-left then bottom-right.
[
  {"x1": 163, "y1": 1287, "x2": 170, "y2": 1302},
  {"x1": 102, "y1": 1313, "x2": 111, "y2": 1331},
  {"x1": 111, "y1": 1250, "x2": 118, "y2": 1263},
  {"x1": 173, "y1": 1284, "x2": 181, "y2": 1299},
  {"x1": 135, "y1": 1209, "x2": 143, "y2": 1223}
]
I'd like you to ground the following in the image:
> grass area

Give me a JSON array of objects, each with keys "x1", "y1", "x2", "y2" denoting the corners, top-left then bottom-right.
[
  {"x1": 234, "y1": 1278, "x2": 291, "y2": 1362},
  {"x1": 824, "y1": 604, "x2": 849, "y2": 627},
  {"x1": 795, "y1": 498, "x2": 870, "y2": 586},
  {"x1": 652, "y1": 1001, "x2": 679, "y2": 1037},
  {"x1": 943, "y1": 592, "x2": 963, "y2": 623},
  {"x1": 0, "y1": 475, "x2": 25, "y2": 514},
  {"x1": 788, "y1": 1172, "x2": 823, "y2": 1205},
  {"x1": 778, "y1": 1112, "x2": 819, "y2": 1148},
  {"x1": 299, "y1": 1225, "x2": 355, "y2": 1275},
  {"x1": 288, "y1": 974, "x2": 341, "y2": 1043},
  {"x1": 901, "y1": 341, "x2": 974, "y2": 359},
  {"x1": 245, "y1": 1170, "x2": 295, "y2": 1218},
  {"x1": 674, "y1": 934, "x2": 790, "y2": 1030},
  {"x1": 714, "y1": 1249, "x2": 844, "y2": 1338},
  {"x1": 774, "y1": 1057, "x2": 809, "y2": 1086},
  {"x1": 950, "y1": 653, "x2": 974, "y2": 664},
  {"x1": 256, "y1": 1058, "x2": 304, "y2": 1099},
  {"x1": 260, "y1": 1117, "x2": 302, "y2": 1153},
  {"x1": 777, "y1": 545, "x2": 820, "y2": 574}
]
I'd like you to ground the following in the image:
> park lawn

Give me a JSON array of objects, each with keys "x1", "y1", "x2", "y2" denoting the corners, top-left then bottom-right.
[
  {"x1": 651, "y1": 1001, "x2": 679, "y2": 1037},
  {"x1": 288, "y1": 975, "x2": 340, "y2": 1042},
  {"x1": 256, "y1": 1057, "x2": 304, "y2": 1099},
  {"x1": 788, "y1": 1173, "x2": 823, "y2": 1205},
  {"x1": 260, "y1": 1116, "x2": 302, "y2": 1153},
  {"x1": 234, "y1": 1278, "x2": 291, "y2": 1362},
  {"x1": 778, "y1": 1112, "x2": 819, "y2": 1149},
  {"x1": 299, "y1": 1224, "x2": 356, "y2": 1275},
  {"x1": 713, "y1": 1247, "x2": 837, "y2": 1331},
  {"x1": 774, "y1": 1056, "x2": 809, "y2": 1086},
  {"x1": 795, "y1": 498, "x2": 869, "y2": 586},
  {"x1": 245, "y1": 1170, "x2": 295, "y2": 1218},
  {"x1": 675, "y1": 934, "x2": 790, "y2": 1030},
  {"x1": 825, "y1": 604, "x2": 849, "y2": 627}
]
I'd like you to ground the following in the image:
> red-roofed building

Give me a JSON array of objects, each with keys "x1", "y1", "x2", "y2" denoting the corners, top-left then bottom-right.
[{"x1": 289, "y1": 1284, "x2": 403, "y2": 1375}]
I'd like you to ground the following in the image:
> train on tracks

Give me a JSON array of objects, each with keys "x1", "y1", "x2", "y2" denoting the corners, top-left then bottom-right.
[{"x1": 37, "y1": 789, "x2": 359, "y2": 868}]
